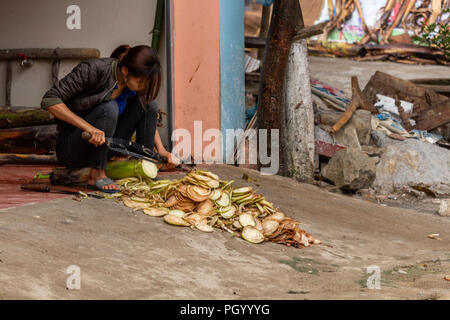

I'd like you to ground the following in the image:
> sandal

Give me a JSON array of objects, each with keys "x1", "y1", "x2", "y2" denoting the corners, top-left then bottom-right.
[{"x1": 88, "y1": 177, "x2": 120, "y2": 194}]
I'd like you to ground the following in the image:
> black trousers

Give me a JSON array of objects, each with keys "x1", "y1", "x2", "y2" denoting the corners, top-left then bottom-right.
[{"x1": 56, "y1": 96, "x2": 159, "y2": 170}]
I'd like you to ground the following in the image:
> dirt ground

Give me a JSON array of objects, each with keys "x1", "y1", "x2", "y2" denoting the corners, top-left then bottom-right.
[{"x1": 1, "y1": 164, "x2": 449, "y2": 300}]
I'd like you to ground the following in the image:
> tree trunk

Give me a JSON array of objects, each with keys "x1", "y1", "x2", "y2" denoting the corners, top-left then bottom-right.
[
  {"x1": 0, "y1": 108, "x2": 55, "y2": 129},
  {"x1": 283, "y1": 38, "x2": 315, "y2": 182},
  {"x1": 258, "y1": 0, "x2": 301, "y2": 176},
  {"x1": 283, "y1": 4, "x2": 315, "y2": 183}
]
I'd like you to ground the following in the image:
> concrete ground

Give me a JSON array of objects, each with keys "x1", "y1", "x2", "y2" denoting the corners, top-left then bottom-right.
[
  {"x1": 1, "y1": 164, "x2": 449, "y2": 300},
  {"x1": 309, "y1": 56, "x2": 450, "y2": 97}
]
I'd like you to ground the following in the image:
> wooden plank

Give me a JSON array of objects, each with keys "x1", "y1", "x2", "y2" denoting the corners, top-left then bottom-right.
[
  {"x1": 0, "y1": 153, "x2": 59, "y2": 165},
  {"x1": 0, "y1": 48, "x2": 100, "y2": 60},
  {"x1": 246, "y1": 23, "x2": 327, "y2": 48},
  {"x1": 362, "y1": 71, "x2": 449, "y2": 115},
  {"x1": 414, "y1": 100, "x2": 450, "y2": 131}
]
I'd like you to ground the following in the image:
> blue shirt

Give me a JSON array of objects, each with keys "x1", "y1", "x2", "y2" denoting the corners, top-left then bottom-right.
[{"x1": 114, "y1": 85, "x2": 137, "y2": 115}]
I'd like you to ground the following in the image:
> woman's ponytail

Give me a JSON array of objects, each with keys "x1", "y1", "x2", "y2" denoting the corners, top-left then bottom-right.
[{"x1": 110, "y1": 45, "x2": 131, "y2": 61}]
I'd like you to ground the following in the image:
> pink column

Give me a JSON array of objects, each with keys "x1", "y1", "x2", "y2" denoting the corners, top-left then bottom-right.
[{"x1": 171, "y1": 0, "x2": 221, "y2": 159}]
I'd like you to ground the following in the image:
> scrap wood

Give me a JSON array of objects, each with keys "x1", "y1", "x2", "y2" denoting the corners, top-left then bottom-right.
[
  {"x1": 0, "y1": 153, "x2": 60, "y2": 165},
  {"x1": 354, "y1": 80, "x2": 378, "y2": 115},
  {"x1": 414, "y1": 99, "x2": 450, "y2": 131},
  {"x1": 363, "y1": 71, "x2": 449, "y2": 116},
  {"x1": 361, "y1": 43, "x2": 448, "y2": 62},
  {"x1": 427, "y1": 233, "x2": 442, "y2": 240},
  {"x1": 308, "y1": 40, "x2": 363, "y2": 57},
  {"x1": 353, "y1": 0, "x2": 377, "y2": 42},
  {"x1": 246, "y1": 22, "x2": 328, "y2": 49},
  {"x1": 383, "y1": 0, "x2": 414, "y2": 44},
  {"x1": 331, "y1": 76, "x2": 361, "y2": 133}
]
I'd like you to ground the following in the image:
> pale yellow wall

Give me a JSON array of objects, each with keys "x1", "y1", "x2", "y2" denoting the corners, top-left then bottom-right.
[{"x1": 0, "y1": 0, "x2": 169, "y2": 144}]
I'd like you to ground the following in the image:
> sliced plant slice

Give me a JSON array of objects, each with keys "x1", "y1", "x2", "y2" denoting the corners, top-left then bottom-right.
[
  {"x1": 255, "y1": 218, "x2": 263, "y2": 232},
  {"x1": 185, "y1": 213, "x2": 203, "y2": 226},
  {"x1": 163, "y1": 195, "x2": 178, "y2": 208},
  {"x1": 241, "y1": 226, "x2": 265, "y2": 244},
  {"x1": 209, "y1": 189, "x2": 221, "y2": 201},
  {"x1": 196, "y1": 200, "x2": 214, "y2": 216},
  {"x1": 130, "y1": 196, "x2": 149, "y2": 203},
  {"x1": 269, "y1": 212, "x2": 286, "y2": 222},
  {"x1": 143, "y1": 207, "x2": 169, "y2": 217},
  {"x1": 205, "y1": 179, "x2": 220, "y2": 189},
  {"x1": 262, "y1": 218, "x2": 279, "y2": 236},
  {"x1": 189, "y1": 173, "x2": 212, "y2": 182},
  {"x1": 232, "y1": 220, "x2": 243, "y2": 230},
  {"x1": 168, "y1": 210, "x2": 186, "y2": 218},
  {"x1": 198, "y1": 171, "x2": 219, "y2": 181},
  {"x1": 239, "y1": 213, "x2": 256, "y2": 227},
  {"x1": 196, "y1": 220, "x2": 215, "y2": 233},
  {"x1": 216, "y1": 192, "x2": 230, "y2": 207},
  {"x1": 163, "y1": 214, "x2": 190, "y2": 226},
  {"x1": 218, "y1": 205, "x2": 236, "y2": 219},
  {"x1": 233, "y1": 187, "x2": 253, "y2": 195}
]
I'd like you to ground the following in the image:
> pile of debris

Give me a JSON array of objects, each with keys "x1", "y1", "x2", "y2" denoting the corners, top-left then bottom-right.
[
  {"x1": 314, "y1": 71, "x2": 450, "y2": 197},
  {"x1": 310, "y1": 0, "x2": 449, "y2": 65},
  {"x1": 115, "y1": 169, "x2": 320, "y2": 249}
]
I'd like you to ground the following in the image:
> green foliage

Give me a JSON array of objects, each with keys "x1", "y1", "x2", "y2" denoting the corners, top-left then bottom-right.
[{"x1": 413, "y1": 8, "x2": 450, "y2": 58}]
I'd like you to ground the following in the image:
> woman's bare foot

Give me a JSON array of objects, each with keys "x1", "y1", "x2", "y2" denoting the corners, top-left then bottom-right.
[{"x1": 88, "y1": 168, "x2": 120, "y2": 191}]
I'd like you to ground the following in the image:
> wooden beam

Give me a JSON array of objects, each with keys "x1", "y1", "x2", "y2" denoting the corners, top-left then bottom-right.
[
  {"x1": 0, "y1": 48, "x2": 100, "y2": 60},
  {"x1": 292, "y1": 21, "x2": 327, "y2": 41},
  {"x1": 246, "y1": 22, "x2": 327, "y2": 48},
  {"x1": 0, "y1": 153, "x2": 59, "y2": 165}
]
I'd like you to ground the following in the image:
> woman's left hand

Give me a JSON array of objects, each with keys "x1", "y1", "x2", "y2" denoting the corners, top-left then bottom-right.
[{"x1": 163, "y1": 152, "x2": 180, "y2": 166}]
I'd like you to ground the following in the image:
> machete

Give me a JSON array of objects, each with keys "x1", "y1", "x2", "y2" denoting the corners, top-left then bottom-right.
[{"x1": 82, "y1": 131, "x2": 169, "y2": 165}]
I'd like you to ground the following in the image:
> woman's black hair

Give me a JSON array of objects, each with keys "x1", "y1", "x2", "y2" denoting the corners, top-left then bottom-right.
[
  {"x1": 110, "y1": 45, "x2": 131, "y2": 60},
  {"x1": 112, "y1": 45, "x2": 162, "y2": 103}
]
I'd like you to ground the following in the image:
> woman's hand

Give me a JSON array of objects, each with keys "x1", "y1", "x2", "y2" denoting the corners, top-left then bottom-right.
[
  {"x1": 162, "y1": 151, "x2": 180, "y2": 166},
  {"x1": 86, "y1": 126, "x2": 106, "y2": 147},
  {"x1": 47, "y1": 104, "x2": 106, "y2": 147}
]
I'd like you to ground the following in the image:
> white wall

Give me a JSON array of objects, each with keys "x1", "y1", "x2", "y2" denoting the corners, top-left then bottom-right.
[{"x1": 0, "y1": 0, "x2": 169, "y2": 144}]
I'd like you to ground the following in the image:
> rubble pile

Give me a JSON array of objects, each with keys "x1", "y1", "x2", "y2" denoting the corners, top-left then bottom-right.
[
  {"x1": 314, "y1": 71, "x2": 450, "y2": 197},
  {"x1": 115, "y1": 170, "x2": 320, "y2": 249}
]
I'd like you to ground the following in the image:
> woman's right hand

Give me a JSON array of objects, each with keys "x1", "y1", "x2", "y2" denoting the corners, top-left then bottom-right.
[
  {"x1": 46, "y1": 104, "x2": 107, "y2": 147},
  {"x1": 86, "y1": 127, "x2": 106, "y2": 147}
]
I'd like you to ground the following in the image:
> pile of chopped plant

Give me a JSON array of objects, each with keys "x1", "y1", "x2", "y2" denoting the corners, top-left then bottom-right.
[{"x1": 113, "y1": 170, "x2": 320, "y2": 248}]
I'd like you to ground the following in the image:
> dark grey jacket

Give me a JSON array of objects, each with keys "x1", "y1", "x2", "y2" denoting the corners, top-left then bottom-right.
[{"x1": 41, "y1": 58, "x2": 119, "y2": 133}]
